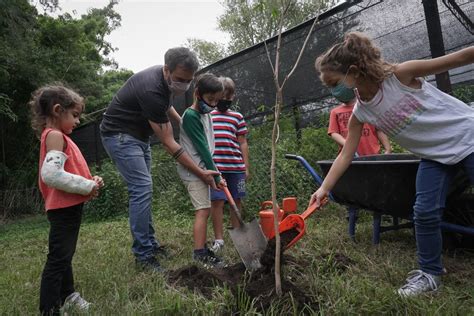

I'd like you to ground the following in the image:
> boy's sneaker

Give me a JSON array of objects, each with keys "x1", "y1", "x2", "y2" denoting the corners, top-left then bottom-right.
[
  {"x1": 136, "y1": 256, "x2": 165, "y2": 273},
  {"x1": 397, "y1": 270, "x2": 441, "y2": 297},
  {"x1": 210, "y1": 240, "x2": 224, "y2": 253},
  {"x1": 193, "y1": 248, "x2": 225, "y2": 268},
  {"x1": 62, "y1": 292, "x2": 91, "y2": 311},
  {"x1": 153, "y1": 245, "x2": 170, "y2": 259}
]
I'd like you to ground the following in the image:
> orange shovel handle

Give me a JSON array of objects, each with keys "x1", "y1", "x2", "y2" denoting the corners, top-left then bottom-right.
[
  {"x1": 223, "y1": 186, "x2": 244, "y2": 225},
  {"x1": 300, "y1": 200, "x2": 323, "y2": 220}
]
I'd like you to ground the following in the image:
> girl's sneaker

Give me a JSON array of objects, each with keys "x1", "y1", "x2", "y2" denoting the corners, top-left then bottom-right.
[
  {"x1": 62, "y1": 292, "x2": 91, "y2": 311},
  {"x1": 210, "y1": 239, "x2": 224, "y2": 253},
  {"x1": 397, "y1": 270, "x2": 440, "y2": 297}
]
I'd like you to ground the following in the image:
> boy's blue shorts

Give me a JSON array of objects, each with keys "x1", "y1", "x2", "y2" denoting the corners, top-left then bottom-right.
[{"x1": 211, "y1": 172, "x2": 246, "y2": 201}]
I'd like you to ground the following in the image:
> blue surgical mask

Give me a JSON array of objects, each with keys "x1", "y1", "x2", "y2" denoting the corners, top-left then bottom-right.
[
  {"x1": 330, "y1": 70, "x2": 356, "y2": 104},
  {"x1": 198, "y1": 98, "x2": 214, "y2": 114}
]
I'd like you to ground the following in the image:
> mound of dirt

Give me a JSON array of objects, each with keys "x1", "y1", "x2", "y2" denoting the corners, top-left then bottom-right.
[{"x1": 168, "y1": 228, "x2": 321, "y2": 312}]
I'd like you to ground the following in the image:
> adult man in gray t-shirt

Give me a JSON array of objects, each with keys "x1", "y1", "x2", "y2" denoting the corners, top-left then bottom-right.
[{"x1": 100, "y1": 47, "x2": 218, "y2": 272}]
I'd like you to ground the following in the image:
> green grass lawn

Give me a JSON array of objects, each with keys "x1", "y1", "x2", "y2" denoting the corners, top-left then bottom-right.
[{"x1": 1, "y1": 204, "x2": 473, "y2": 315}]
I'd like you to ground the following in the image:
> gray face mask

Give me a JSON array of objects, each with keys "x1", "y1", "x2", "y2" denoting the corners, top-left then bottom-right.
[{"x1": 167, "y1": 75, "x2": 191, "y2": 96}]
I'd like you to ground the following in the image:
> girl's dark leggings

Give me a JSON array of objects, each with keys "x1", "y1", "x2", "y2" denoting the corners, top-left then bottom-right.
[{"x1": 39, "y1": 203, "x2": 83, "y2": 316}]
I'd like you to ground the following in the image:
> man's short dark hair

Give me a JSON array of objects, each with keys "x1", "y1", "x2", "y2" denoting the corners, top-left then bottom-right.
[{"x1": 164, "y1": 47, "x2": 199, "y2": 72}]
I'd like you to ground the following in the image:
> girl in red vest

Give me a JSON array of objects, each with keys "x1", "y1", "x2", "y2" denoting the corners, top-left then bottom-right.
[{"x1": 29, "y1": 84, "x2": 104, "y2": 315}]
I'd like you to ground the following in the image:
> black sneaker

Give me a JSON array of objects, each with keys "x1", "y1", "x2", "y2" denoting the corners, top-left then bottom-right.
[
  {"x1": 152, "y1": 245, "x2": 170, "y2": 259},
  {"x1": 193, "y1": 249, "x2": 225, "y2": 268},
  {"x1": 136, "y1": 256, "x2": 164, "y2": 273}
]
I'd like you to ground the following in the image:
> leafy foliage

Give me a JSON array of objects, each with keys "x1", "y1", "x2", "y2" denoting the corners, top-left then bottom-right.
[
  {"x1": 185, "y1": 38, "x2": 227, "y2": 68},
  {"x1": 452, "y1": 84, "x2": 474, "y2": 104},
  {"x1": 0, "y1": 0, "x2": 130, "y2": 194},
  {"x1": 218, "y1": 0, "x2": 334, "y2": 53},
  {"x1": 186, "y1": 0, "x2": 335, "y2": 65},
  {"x1": 84, "y1": 160, "x2": 128, "y2": 221}
]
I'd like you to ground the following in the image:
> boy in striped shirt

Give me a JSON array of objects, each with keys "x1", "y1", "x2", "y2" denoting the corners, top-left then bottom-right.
[{"x1": 209, "y1": 77, "x2": 250, "y2": 252}]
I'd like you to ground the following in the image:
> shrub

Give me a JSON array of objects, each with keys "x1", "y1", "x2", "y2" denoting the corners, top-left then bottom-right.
[
  {"x1": 453, "y1": 84, "x2": 474, "y2": 104},
  {"x1": 84, "y1": 159, "x2": 128, "y2": 221},
  {"x1": 151, "y1": 147, "x2": 193, "y2": 220}
]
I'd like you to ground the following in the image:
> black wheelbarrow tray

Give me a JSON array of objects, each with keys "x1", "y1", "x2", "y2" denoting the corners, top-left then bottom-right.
[{"x1": 285, "y1": 153, "x2": 474, "y2": 243}]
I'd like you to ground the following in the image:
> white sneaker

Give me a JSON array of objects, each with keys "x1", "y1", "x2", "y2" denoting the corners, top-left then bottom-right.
[
  {"x1": 62, "y1": 292, "x2": 91, "y2": 311},
  {"x1": 210, "y1": 240, "x2": 224, "y2": 253},
  {"x1": 397, "y1": 270, "x2": 441, "y2": 297}
]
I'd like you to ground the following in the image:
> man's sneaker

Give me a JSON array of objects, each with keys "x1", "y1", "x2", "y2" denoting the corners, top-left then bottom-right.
[
  {"x1": 210, "y1": 240, "x2": 224, "y2": 253},
  {"x1": 62, "y1": 292, "x2": 91, "y2": 311},
  {"x1": 397, "y1": 270, "x2": 441, "y2": 297},
  {"x1": 153, "y1": 245, "x2": 170, "y2": 259},
  {"x1": 136, "y1": 256, "x2": 165, "y2": 273},
  {"x1": 193, "y1": 248, "x2": 225, "y2": 268}
]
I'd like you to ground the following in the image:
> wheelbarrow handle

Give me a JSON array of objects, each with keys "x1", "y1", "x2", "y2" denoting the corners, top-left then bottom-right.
[
  {"x1": 284, "y1": 154, "x2": 335, "y2": 201},
  {"x1": 223, "y1": 186, "x2": 245, "y2": 225}
]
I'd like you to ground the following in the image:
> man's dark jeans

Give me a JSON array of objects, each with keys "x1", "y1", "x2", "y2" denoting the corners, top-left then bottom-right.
[{"x1": 39, "y1": 203, "x2": 83, "y2": 315}]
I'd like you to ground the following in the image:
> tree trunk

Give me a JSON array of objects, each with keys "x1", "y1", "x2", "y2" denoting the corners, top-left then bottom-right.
[{"x1": 271, "y1": 89, "x2": 283, "y2": 296}]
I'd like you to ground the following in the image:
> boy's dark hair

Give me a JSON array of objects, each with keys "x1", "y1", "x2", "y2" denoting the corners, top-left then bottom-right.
[
  {"x1": 195, "y1": 73, "x2": 223, "y2": 96},
  {"x1": 164, "y1": 47, "x2": 200, "y2": 72},
  {"x1": 28, "y1": 83, "x2": 84, "y2": 136},
  {"x1": 220, "y1": 77, "x2": 235, "y2": 99}
]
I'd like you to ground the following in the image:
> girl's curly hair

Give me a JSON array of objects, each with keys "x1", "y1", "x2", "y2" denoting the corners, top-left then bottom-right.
[
  {"x1": 315, "y1": 32, "x2": 395, "y2": 84},
  {"x1": 28, "y1": 83, "x2": 84, "y2": 137}
]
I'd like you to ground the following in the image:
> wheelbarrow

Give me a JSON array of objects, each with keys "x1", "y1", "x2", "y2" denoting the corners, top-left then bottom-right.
[{"x1": 285, "y1": 153, "x2": 474, "y2": 244}]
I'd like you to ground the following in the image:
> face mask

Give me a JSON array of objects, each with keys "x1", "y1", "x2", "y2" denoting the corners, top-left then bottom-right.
[
  {"x1": 330, "y1": 69, "x2": 356, "y2": 104},
  {"x1": 197, "y1": 98, "x2": 214, "y2": 114},
  {"x1": 167, "y1": 75, "x2": 191, "y2": 96},
  {"x1": 217, "y1": 100, "x2": 232, "y2": 112}
]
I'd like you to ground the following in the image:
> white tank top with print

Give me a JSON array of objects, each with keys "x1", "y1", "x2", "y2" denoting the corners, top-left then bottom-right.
[{"x1": 353, "y1": 74, "x2": 474, "y2": 165}]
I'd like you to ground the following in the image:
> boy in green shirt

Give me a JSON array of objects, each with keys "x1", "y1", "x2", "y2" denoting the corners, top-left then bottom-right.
[{"x1": 178, "y1": 73, "x2": 226, "y2": 267}]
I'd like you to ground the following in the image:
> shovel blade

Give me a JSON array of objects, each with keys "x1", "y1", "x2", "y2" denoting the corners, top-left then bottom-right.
[{"x1": 229, "y1": 219, "x2": 268, "y2": 271}]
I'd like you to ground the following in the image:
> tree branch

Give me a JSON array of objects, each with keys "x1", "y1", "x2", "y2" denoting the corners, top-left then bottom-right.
[{"x1": 281, "y1": 15, "x2": 320, "y2": 90}]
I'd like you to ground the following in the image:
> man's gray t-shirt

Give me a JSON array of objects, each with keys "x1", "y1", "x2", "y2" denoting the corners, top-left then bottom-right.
[{"x1": 100, "y1": 65, "x2": 171, "y2": 142}]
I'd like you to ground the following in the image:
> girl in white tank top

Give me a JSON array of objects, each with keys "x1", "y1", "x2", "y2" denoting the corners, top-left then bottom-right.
[{"x1": 312, "y1": 31, "x2": 474, "y2": 297}]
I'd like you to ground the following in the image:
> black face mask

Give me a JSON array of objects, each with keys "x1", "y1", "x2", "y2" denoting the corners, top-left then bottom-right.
[{"x1": 217, "y1": 99, "x2": 232, "y2": 112}]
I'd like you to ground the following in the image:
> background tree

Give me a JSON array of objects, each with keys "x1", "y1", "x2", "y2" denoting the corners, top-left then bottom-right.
[
  {"x1": 0, "y1": 0, "x2": 127, "y2": 191},
  {"x1": 185, "y1": 38, "x2": 227, "y2": 67},
  {"x1": 186, "y1": 0, "x2": 335, "y2": 66}
]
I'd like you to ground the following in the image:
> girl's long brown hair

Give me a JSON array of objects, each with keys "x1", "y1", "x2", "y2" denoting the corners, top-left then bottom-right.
[
  {"x1": 28, "y1": 84, "x2": 84, "y2": 137},
  {"x1": 315, "y1": 32, "x2": 395, "y2": 84}
]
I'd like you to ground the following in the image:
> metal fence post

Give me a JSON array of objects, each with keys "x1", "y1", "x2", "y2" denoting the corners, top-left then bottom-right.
[{"x1": 422, "y1": 0, "x2": 453, "y2": 94}]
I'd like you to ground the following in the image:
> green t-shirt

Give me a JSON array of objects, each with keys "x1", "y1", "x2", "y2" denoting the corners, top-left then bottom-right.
[{"x1": 177, "y1": 108, "x2": 221, "y2": 184}]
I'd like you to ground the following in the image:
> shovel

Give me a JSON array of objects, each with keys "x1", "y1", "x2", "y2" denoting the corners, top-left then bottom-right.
[
  {"x1": 223, "y1": 187, "x2": 268, "y2": 271},
  {"x1": 276, "y1": 199, "x2": 326, "y2": 250}
]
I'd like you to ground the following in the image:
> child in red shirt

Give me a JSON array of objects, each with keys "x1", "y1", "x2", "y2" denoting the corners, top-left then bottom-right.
[
  {"x1": 328, "y1": 99, "x2": 391, "y2": 156},
  {"x1": 328, "y1": 98, "x2": 391, "y2": 240}
]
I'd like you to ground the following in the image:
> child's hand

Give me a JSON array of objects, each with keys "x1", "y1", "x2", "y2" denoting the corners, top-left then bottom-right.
[
  {"x1": 308, "y1": 188, "x2": 329, "y2": 209},
  {"x1": 217, "y1": 178, "x2": 227, "y2": 190},
  {"x1": 93, "y1": 175, "x2": 104, "y2": 188},
  {"x1": 90, "y1": 183, "x2": 100, "y2": 198},
  {"x1": 89, "y1": 176, "x2": 104, "y2": 198}
]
